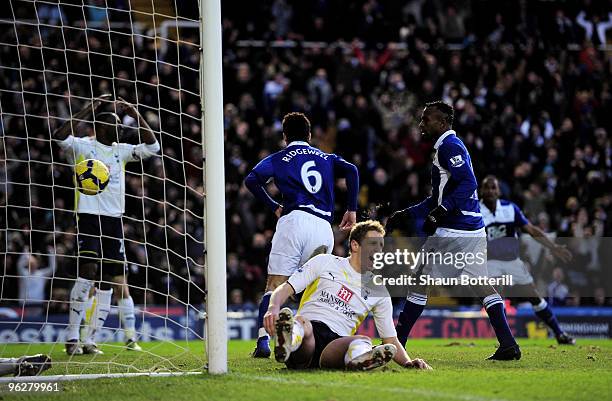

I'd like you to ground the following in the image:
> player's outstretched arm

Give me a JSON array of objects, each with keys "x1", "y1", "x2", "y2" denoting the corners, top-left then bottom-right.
[
  {"x1": 40, "y1": 246, "x2": 57, "y2": 277},
  {"x1": 385, "y1": 208, "x2": 409, "y2": 235},
  {"x1": 382, "y1": 336, "x2": 432, "y2": 369},
  {"x1": 16, "y1": 249, "x2": 29, "y2": 276},
  {"x1": 263, "y1": 282, "x2": 296, "y2": 336},
  {"x1": 52, "y1": 94, "x2": 111, "y2": 140},
  {"x1": 386, "y1": 198, "x2": 432, "y2": 236},
  {"x1": 522, "y1": 223, "x2": 572, "y2": 263}
]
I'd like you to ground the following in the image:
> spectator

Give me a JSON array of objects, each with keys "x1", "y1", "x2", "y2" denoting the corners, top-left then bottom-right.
[
  {"x1": 551, "y1": 9, "x2": 577, "y2": 46},
  {"x1": 592, "y1": 287, "x2": 611, "y2": 307},
  {"x1": 307, "y1": 68, "x2": 333, "y2": 117},
  {"x1": 271, "y1": 0, "x2": 293, "y2": 39},
  {"x1": 575, "y1": 10, "x2": 612, "y2": 45},
  {"x1": 228, "y1": 289, "x2": 256, "y2": 312},
  {"x1": 439, "y1": 5, "x2": 466, "y2": 43},
  {"x1": 17, "y1": 248, "x2": 56, "y2": 307},
  {"x1": 263, "y1": 72, "x2": 289, "y2": 116},
  {"x1": 548, "y1": 268, "x2": 570, "y2": 306}
]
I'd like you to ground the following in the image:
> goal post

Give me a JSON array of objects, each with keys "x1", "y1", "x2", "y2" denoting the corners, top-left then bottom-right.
[{"x1": 201, "y1": 0, "x2": 227, "y2": 374}]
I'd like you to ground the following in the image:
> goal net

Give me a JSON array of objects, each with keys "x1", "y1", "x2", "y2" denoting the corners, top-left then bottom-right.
[{"x1": 0, "y1": 0, "x2": 214, "y2": 378}]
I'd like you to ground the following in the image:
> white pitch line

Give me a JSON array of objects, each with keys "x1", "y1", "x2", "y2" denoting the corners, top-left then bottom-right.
[{"x1": 234, "y1": 372, "x2": 517, "y2": 401}]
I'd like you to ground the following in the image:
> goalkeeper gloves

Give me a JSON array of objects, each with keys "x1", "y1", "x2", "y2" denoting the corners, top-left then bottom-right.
[{"x1": 423, "y1": 205, "x2": 447, "y2": 236}]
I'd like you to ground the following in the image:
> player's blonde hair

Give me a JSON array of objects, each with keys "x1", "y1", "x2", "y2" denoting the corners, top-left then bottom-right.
[{"x1": 348, "y1": 220, "x2": 385, "y2": 246}]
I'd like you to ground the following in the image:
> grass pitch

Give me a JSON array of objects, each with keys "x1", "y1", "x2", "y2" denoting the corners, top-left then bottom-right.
[{"x1": 1, "y1": 339, "x2": 611, "y2": 401}]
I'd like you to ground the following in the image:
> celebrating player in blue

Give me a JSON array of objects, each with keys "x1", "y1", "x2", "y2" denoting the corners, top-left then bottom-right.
[
  {"x1": 392, "y1": 101, "x2": 521, "y2": 360},
  {"x1": 244, "y1": 112, "x2": 359, "y2": 358},
  {"x1": 480, "y1": 175, "x2": 575, "y2": 345}
]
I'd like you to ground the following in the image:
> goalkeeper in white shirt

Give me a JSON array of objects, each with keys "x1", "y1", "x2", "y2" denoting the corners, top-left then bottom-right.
[
  {"x1": 53, "y1": 95, "x2": 160, "y2": 355},
  {"x1": 264, "y1": 220, "x2": 431, "y2": 370}
]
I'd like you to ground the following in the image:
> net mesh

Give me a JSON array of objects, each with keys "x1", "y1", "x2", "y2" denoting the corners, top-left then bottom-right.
[{"x1": 0, "y1": 0, "x2": 206, "y2": 375}]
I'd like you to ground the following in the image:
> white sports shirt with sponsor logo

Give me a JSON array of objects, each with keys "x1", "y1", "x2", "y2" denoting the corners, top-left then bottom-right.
[
  {"x1": 59, "y1": 135, "x2": 158, "y2": 217},
  {"x1": 287, "y1": 254, "x2": 397, "y2": 338}
]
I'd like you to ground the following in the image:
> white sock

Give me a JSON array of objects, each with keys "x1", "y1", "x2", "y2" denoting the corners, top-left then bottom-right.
[
  {"x1": 533, "y1": 298, "x2": 548, "y2": 312},
  {"x1": 344, "y1": 338, "x2": 373, "y2": 365},
  {"x1": 66, "y1": 278, "x2": 93, "y2": 341},
  {"x1": 84, "y1": 289, "x2": 113, "y2": 345},
  {"x1": 118, "y1": 296, "x2": 136, "y2": 342},
  {"x1": 288, "y1": 320, "x2": 305, "y2": 352},
  {"x1": 258, "y1": 327, "x2": 269, "y2": 339}
]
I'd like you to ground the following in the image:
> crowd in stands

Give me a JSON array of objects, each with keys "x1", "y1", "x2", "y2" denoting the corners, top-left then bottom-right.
[{"x1": 0, "y1": 0, "x2": 610, "y2": 311}]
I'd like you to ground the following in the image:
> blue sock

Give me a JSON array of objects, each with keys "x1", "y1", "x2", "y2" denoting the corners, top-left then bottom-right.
[
  {"x1": 256, "y1": 291, "x2": 272, "y2": 345},
  {"x1": 483, "y1": 294, "x2": 517, "y2": 348},
  {"x1": 533, "y1": 299, "x2": 563, "y2": 337},
  {"x1": 396, "y1": 293, "x2": 427, "y2": 347}
]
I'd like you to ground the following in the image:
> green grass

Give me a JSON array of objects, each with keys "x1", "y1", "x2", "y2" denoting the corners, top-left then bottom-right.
[{"x1": 2, "y1": 339, "x2": 611, "y2": 401}]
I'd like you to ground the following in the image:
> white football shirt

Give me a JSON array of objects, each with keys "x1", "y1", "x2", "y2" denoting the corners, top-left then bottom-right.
[
  {"x1": 287, "y1": 254, "x2": 397, "y2": 338},
  {"x1": 59, "y1": 135, "x2": 157, "y2": 217}
]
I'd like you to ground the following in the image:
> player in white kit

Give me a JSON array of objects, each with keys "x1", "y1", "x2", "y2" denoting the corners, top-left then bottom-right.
[
  {"x1": 53, "y1": 95, "x2": 160, "y2": 355},
  {"x1": 264, "y1": 221, "x2": 431, "y2": 370}
]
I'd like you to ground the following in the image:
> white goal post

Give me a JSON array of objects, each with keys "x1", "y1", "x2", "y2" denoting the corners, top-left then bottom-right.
[{"x1": 201, "y1": 0, "x2": 227, "y2": 375}]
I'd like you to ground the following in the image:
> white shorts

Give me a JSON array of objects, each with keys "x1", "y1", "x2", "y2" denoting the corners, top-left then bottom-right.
[
  {"x1": 419, "y1": 227, "x2": 488, "y2": 279},
  {"x1": 487, "y1": 258, "x2": 534, "y2": 285},
  {"x1": 268, "y1": 210, "x2": 334, "y2": 277}
]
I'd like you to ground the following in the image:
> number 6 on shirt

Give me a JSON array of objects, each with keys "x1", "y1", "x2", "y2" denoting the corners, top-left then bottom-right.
[{"x1": 301, "y1": 161, "x2": 322, "y2": 194}]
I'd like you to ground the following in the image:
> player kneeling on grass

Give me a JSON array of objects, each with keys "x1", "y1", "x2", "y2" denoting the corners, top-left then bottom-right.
[{"x1": 264, "y1": 221, "x2": 431, "y2": 371}]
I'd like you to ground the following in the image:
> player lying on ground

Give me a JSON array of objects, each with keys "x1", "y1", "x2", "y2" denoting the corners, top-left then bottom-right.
[
  {"x1": 53, "y1": 95, "x2": 160, "y2": 355},
  {"x1": 264, "y1": 220, "x2": 431, "y2": 370},
  {"x1": 245, "y1": 112, "x2": 359, "y2": 357},
  {"x1": 0, "y1": 355, "x2": 52, "y2": 377},
  {"x1": 389, "y1": 101, "x2": 521, "y2": 361},
  {"x1": 480, "y1": 175, "x2": 575, "y2": 345}
]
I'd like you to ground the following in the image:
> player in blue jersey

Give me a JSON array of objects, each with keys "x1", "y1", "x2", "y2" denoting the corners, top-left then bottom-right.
[
  {"x1": 392, "y1": 101, "x2": 521, "y2": 360},
  {"x1": 244, "y1": 112, "x2": 359, "y2": 358},
  {"x1": 480, "y1": 175, "x2": 575, "y2": 345}
]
